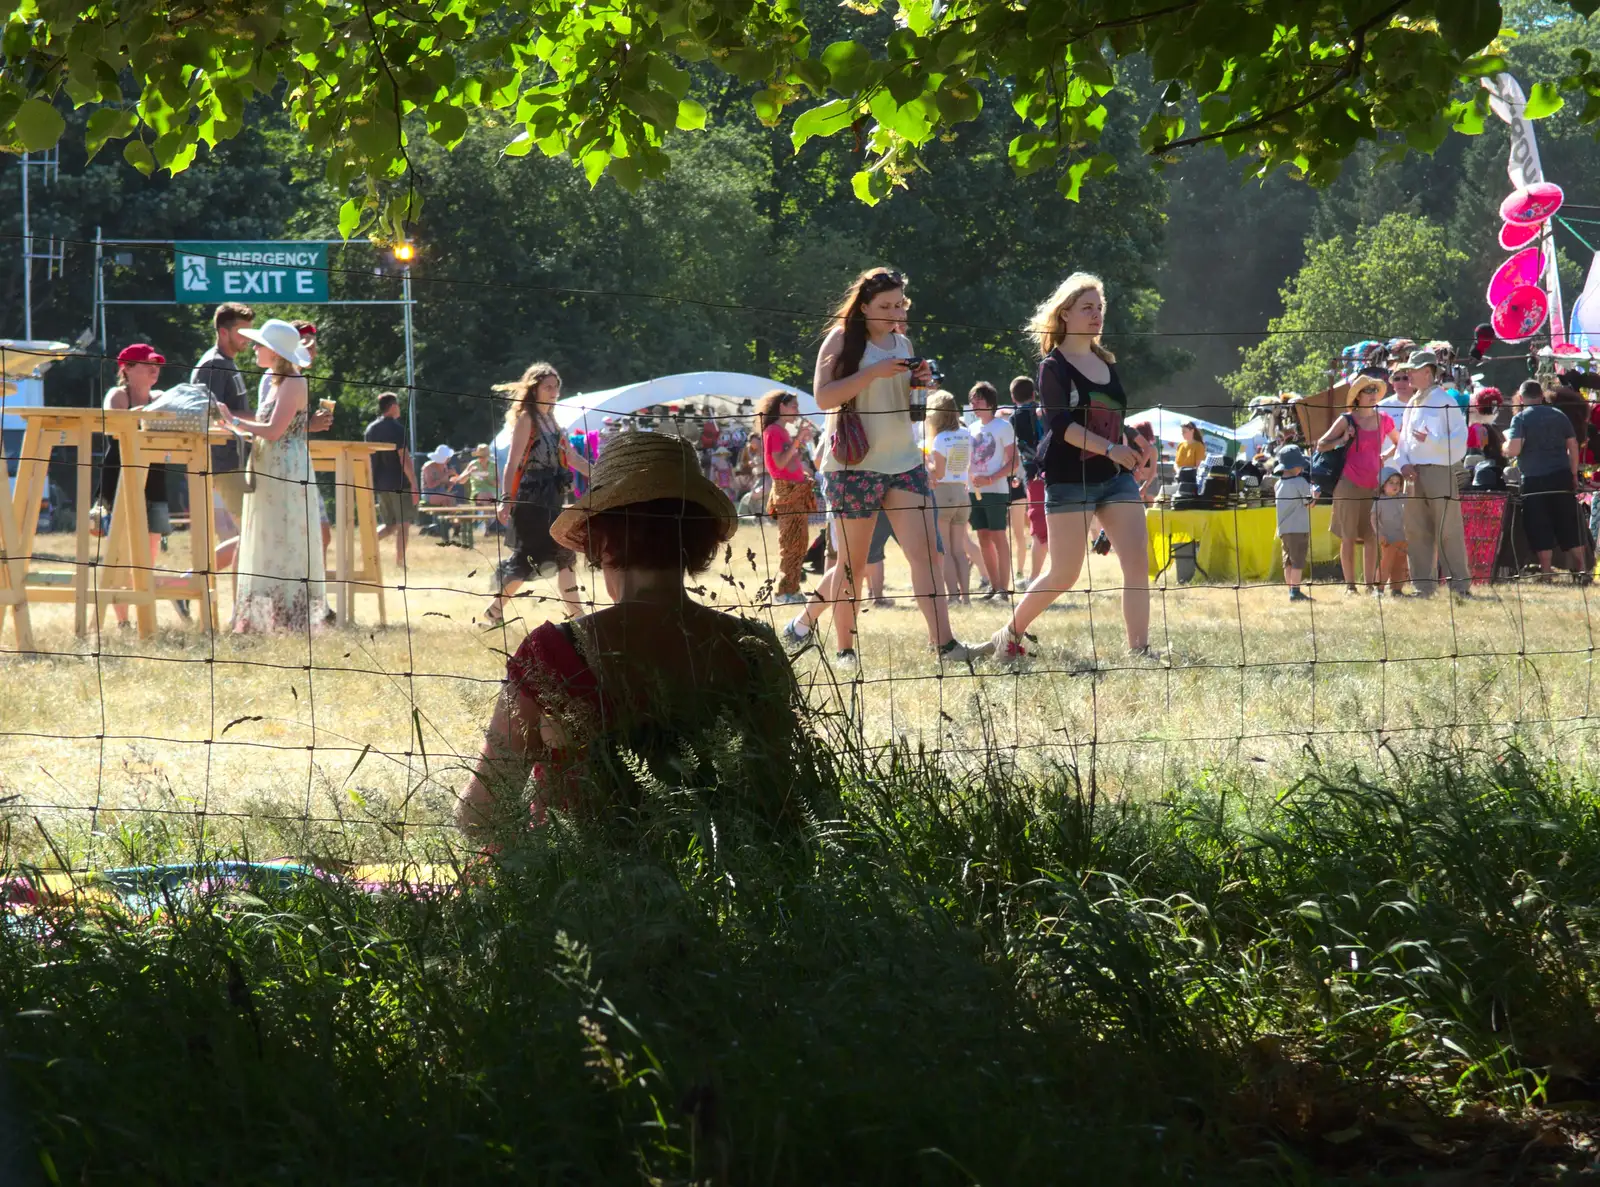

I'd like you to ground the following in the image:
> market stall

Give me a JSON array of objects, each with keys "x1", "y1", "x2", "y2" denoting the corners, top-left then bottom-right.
[{"x1": 1146, "y1": 503, "x2": 1338, "y2": 585}]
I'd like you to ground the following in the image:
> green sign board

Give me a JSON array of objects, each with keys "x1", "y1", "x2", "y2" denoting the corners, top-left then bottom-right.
[{"x1": 174, "y1": 241, "x2": 328, "y2": 304}]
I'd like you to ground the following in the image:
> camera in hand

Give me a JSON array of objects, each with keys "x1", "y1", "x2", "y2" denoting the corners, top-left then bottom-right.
[{"x1": 907, "y1": 357, "x2": 940, "y2": 422}]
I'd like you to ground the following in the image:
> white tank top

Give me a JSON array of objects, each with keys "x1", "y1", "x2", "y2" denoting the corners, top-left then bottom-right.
[{"x1": 820, "y1": 333, "x2": 922, "y2": 476}]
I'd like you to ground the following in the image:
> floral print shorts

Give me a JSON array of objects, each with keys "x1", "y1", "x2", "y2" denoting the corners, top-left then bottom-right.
[{"x1": 825, "y1": 464, "x2": 932, "y2": 520}]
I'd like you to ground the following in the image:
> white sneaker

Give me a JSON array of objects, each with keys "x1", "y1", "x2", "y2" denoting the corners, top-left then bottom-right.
[
  {"x1": 937, "y1": 638, "x2": 995, "y2": 664},
  {"x1": 990, "y1": 624, "x2": 1027, "y2": 662}
]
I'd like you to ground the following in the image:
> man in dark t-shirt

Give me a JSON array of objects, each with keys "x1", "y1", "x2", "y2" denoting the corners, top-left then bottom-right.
[
  {"x1": 1009, "y1": 375, "x2": 1047, "y2": 583},
  {"x1": 191, "y1": 302, "x2": 255, "y2": 530},
  {"x1": 365, "y1": 391, "x2": 418, "y2": 569}
]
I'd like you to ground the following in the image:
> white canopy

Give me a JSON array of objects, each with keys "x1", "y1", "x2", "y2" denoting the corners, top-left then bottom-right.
[
  {"x1": 1124, "y1": 406, "x2": 1240, "y2": 459},
  {"x1": 553, "y1": 371, "x2": 819, "y2": 435}
]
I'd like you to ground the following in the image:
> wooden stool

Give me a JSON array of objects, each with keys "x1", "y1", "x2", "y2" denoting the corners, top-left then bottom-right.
[
  {"x1": 10, "y1": 409, "x2": 218, "y2": 639},
  {"x1": 309, "y1": 440, "x2": 392, "y2": 626},
  {"x1": 0, "y1": 445, "x2": 34, "y2": 651}
]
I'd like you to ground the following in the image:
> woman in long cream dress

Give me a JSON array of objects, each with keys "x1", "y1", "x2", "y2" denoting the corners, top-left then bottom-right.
[{"x1": 213, "y1": 318, "x2": 328, "y2": 633}]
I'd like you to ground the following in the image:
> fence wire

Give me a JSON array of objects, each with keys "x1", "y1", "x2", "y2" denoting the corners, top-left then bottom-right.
[{"x1": 1, "y1": 336, "x2": 1595, "y2": 878}]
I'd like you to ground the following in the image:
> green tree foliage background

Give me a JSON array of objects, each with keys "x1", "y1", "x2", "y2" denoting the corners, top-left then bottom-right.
[{"x1": 0, "y1": 2, "x2": 1596, "y2": 441}]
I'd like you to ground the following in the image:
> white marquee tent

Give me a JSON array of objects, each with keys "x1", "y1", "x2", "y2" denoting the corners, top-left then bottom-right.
[{"x1": 553, "y1": 371, "x2": 820, "y2": 434}]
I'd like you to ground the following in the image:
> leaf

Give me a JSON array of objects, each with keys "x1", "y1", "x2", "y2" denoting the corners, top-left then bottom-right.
[
  {"x1": 1008, "y1": 131, "x2": 1059, "y2": 175},
  {"x1": 122, "y1": 138, "x2": 156, "y2": 176},
  {"x1": 850, "y1": 167, "x2": 891, "y2": 205},
  {"x1": 1524, "y1": 82, "x2": 1564, "y2": 120},
  {"x1": 1435, "y1": 0, "x2": 1503, "y2": 54},
  {"x1": 646, "y1": 57, "x2": 690, "y2": 100},
  {"x1": 821, "y1": 40, "x2": 871, "y2": 95},
  {"x1": 933, "y1": 81, "x2": 982, "y2": 125},
  {"x1": 752, "y1": 88, "x2": 784, "y2": 126},
  {"x1": 84, "y1": 108, "x2": 137, "y2": 160},
  {"x1": 791, "y1": 98, "x2": 855, "y2": 150},
  {"x1": 13, "y1": 98, "x2": 65, "y2": 152},
  {"x1": 338, "y1": 197, "x2": 362, "y2": 239},
  {"x1": 428, "y1": 103, "x2": 468, "y2": 147},
  {"x1": 674, "y1": 99, "x2": 706, "y2": 130},
  {"x1": 1460, "y1": 52, "x2": 1510, "y2": 78},
  {"x1": 1058, "y1": 157, "x2": 1094, "y2": 202}
]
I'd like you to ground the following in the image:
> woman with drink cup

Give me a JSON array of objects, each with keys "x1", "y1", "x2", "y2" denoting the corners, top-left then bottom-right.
[{"x1": 756, "y1": 390, "x2": 817, "y2": 605}]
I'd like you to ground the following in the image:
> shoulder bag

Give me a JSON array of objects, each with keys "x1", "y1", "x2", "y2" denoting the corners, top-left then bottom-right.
[
  {"x1": 829, "y1": 401, "x2": 870, "y2": 466},
  {"x1": 1309, "y1": 412, "x2": 1356, "y2": 496}
]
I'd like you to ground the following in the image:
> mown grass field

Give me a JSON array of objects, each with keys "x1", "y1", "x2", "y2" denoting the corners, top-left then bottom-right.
[
  {"x1": 7, "y1": 518, "x2": 1600, "y2": 1184},
  {"x1": 5, "y1": 519, "x2": 1600, "y2": 863}
]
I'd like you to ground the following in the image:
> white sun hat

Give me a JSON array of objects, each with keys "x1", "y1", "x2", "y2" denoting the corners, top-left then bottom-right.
[
  {"x1": 238, "y1": 317, "x2": 313, "y2": 369},
  {"x1": 427, "y1": 444, "x2": 454, "y2": 464}
]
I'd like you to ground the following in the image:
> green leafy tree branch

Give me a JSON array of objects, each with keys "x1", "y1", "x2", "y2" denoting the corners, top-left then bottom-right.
[{"x1": 2, "y1": 0, "x2": 1598, "y2": 235}]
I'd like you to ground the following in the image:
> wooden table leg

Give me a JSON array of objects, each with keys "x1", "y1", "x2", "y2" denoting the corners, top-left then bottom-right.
[
  {"x1": 334, "y1": 452, "x2": 352, "y2": 625},
  {"x1": 119, "y1": 430, "x2": 156, "y2": 638},
  {"x1": 72, "y1": 425, "x2": 92, "y2": 636},
  {"x1": 189, "y1": 453, "x2": 216, "y2": 633},
  {"x1": 0, "y1": 446, "x2": 33, "y2": 652},
  {"x1": 356, "y1": 458, "x2": 386, "y2": 627}
]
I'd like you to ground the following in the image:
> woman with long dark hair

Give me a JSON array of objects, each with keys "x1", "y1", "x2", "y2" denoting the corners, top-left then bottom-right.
[
  {"x1": 755, "y1": 390, "x2": 817, "y2": 604},
  {"x1": 990, "y1": 273, "x2": 1151, "y2": 660},
  {"x1": 779, "y1": 268, "x2": 990, "y2": 666},
  {"x1": 486, "y1": 362, "x2": 591, "y2": 626}
]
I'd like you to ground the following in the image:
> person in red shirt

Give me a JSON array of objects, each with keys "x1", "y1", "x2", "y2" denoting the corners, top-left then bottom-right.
[{"x1": 756, "y1": 390, "x2": 817, "y2": 603}]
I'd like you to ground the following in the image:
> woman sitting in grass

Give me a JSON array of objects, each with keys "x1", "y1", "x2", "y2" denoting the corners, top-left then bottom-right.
[{"x1": 459, "y1": 432, "x2": 811, "y2": 839}]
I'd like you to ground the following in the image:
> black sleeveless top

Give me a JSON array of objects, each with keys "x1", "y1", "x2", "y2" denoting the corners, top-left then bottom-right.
[{"x1": 1036, "y1": 350, "x2": 1128, "y2": 487}]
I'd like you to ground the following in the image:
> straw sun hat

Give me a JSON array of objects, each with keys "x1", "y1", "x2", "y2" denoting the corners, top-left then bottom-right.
[{"x1": 551, "y1": 432, "x2": 737, "y2": 553}]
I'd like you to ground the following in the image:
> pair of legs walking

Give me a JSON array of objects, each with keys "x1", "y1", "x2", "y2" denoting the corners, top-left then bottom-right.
[{"x1": 998, "y1": 495, "x2": 1150, "y2": 654}]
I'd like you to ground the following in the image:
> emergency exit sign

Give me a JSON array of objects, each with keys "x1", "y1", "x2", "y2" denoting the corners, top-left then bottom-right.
[{"x1": 174, "y1": 241, "x2": 329, "y2": 304}]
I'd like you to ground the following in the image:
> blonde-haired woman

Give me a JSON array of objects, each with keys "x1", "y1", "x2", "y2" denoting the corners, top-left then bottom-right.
[
  {"x1": 991, "y1": 273, "x2": 1151, "y2": 660},
  {"x1": 213, "y1": 318, "x2": 328, "y2": 633},
  {"x1": 924, "y1": 390, "x2": 974, "y2": 604},
  {"x1": 486, "y1": 362, "x2": 591, "y2": 626}
]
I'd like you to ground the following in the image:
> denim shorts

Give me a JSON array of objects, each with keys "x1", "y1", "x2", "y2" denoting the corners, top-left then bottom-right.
[
  {"x1": 1043, "y1": 471, "x2": 1143, "y2": 514},
  {"x1": 826, "y1": 464, "x2": 932, "y2": 519}
]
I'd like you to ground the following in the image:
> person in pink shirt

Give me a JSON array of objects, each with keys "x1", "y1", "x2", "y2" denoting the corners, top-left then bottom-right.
[
  {"x1": 756, "y1": 390, "x2": 817, "y2": 604},
  {"x1": 1315, "y1": 372, "x2": 1399, "y2": 594}
]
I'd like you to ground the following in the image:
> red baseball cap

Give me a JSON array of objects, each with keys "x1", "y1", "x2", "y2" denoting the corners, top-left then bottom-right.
[{"x1": 116, "y1": 343, "x2": 165, "y2": 366}]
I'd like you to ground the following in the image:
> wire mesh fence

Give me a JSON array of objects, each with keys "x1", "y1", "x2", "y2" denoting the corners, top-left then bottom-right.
[{"x1": 1, "y1": 314, "x2": 1596, "y2": 885}]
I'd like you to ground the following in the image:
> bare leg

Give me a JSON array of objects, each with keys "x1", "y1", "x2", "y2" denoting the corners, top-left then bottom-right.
[
  {"x1": 948, "y1": 520, "x2": 972, "y2": 598},
  {"x1": 1362, "y1": 539, "x2": 1379, "y2": 588},
  {"x1": 1005, "y1": 508, "x2": 1093, "y2": 639},
  {"x1": 1009, "y1": 499, "x2": 1027, "y2": 582},
  {"x1": 829, "y1": 515, "x2": 878, "y2": 653},
  {"x1": 1095, "y1": 499, "x2": 1151, "y2": 651},
  {"x1": 1339, "y1": 536, "x2": 1357, "y2": 588},
  {"x1": 978, "y1": 529, "x2": 1011, "y2": 595},
  {"x1": 489, "y1": 575, "x2": 524, "y2": 621},
  {"x1": 884, "y1": 487, "x2": 953, "y2": 647}
]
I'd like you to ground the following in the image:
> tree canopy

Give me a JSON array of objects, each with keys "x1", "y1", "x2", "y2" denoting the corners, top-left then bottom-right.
[
  {"x1": 1222, "y1": 212, "x2": 1466, "y2": 400},
  {"x1": 3, "y1": 0, "x2": 1599, "y2": 235}
]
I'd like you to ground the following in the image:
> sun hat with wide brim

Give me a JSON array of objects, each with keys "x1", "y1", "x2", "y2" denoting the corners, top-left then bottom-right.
[
  {"x1": 238, "y1": 318, "x2": 312, "y2": 369},
  {"x1": 427, "y1": 444, "x2": 454, "y2": 464},
  {"x1": 1346, "y1": 373, "x2": 1389, "y2": 403},
  {"x1": 551, "y1": 432, "x2": 737, "y2": 553}
]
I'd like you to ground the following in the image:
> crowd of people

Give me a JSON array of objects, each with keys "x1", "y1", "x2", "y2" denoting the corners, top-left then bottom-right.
[
  {"x1": 87, "y1": 281, "x2": 1600, "y2": 844},
  {"x1": 1256, "y1": 340, "x2": 1596, "y2": 604}
]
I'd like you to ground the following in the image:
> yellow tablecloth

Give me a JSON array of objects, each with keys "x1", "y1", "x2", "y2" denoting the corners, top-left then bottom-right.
[{"x1": 1146, "y1": 503, "x2": 1338, "y2": 584}]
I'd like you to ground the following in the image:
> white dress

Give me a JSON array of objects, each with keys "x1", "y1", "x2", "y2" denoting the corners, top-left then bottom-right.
[{"x1": 231, "y1": 382, "x2": 327, "y2": 633}]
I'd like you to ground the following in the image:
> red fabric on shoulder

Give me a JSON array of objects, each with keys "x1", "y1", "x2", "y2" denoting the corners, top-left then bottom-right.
[{"x1": 505, "y1": 622, "x2": 600, "y2": 711}]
